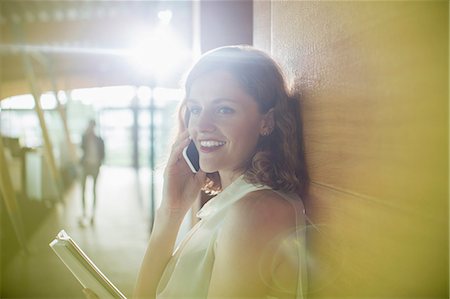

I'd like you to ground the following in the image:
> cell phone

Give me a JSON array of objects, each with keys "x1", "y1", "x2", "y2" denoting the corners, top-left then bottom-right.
[{"x1": 182, "y1": 140, "x2": 200, "y2": 173}]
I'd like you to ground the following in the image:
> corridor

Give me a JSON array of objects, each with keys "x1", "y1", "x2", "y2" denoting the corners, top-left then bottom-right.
[
  {"x1": 2, "y1": 166, "x2": 160, "y2": 298},
  {"x1": 0, "y1": 1, "x2": 447, "y2": 298}
]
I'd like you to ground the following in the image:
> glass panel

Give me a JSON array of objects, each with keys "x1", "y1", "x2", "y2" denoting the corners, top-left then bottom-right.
[{"x1": 99, "y1": 109, "x2": 133, "y2": 166}]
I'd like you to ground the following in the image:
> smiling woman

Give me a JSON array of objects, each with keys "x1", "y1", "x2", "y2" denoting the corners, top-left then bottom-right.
[
  {"x1": 186, "y1": 71, "x2": 268, "y2": 183},
  {"x1": 130, "y1": 45, "x2": 309, "y2": 299},
  {"x1": 182, "y1": 46, "x2": 308, "y2": 194}
]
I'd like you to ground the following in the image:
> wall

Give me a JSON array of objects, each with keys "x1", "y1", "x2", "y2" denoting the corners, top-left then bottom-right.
[{"x1": 254, "y1": 1, "x2": 448, "y2": 298}]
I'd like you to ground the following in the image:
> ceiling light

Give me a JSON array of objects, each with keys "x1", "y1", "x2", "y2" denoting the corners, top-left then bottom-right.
[{"x1": 158, "y1": 10, "x2": 172, "y2": 25}]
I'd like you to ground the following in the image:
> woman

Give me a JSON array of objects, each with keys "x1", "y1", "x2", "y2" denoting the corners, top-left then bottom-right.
[{"x1": 134, "y1": 45, "x2": 308, "y2": 299}]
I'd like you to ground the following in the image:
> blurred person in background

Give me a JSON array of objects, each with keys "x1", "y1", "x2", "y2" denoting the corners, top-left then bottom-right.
[{"x1": 79, "y1": 119, "x2": 105, "y2": 226}]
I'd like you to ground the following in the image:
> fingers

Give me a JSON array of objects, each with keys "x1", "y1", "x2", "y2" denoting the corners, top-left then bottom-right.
[
  {"x1": 173, "y1": 130, "x2": 190, "y2": 151},
  {"x1": 195, "y1": 170, "x2": 207, "y2": 184},
  {"x1": 175, "y1": 129, "x2": 190, "y2": 143},
  {"x1": 168, "y1": 131, "x2": 190, "y2": 163}
]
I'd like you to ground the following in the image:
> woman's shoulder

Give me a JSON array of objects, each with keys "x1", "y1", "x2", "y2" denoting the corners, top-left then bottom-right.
[{"x1": 222, "y1": 188, "x2": 304, "y2": 241}]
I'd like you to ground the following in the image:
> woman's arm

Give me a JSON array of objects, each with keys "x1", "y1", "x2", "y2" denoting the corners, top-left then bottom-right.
[
  {"x1": 134, "y1": 131, "x2": 206, "y2": 299},
  {"x1": 133, "y1": 209, "x2": 185, "y2": 299}
]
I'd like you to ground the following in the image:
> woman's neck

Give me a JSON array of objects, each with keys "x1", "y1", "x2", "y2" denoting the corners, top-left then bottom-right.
[{"x1": 218, "y1": 171, "x2": 244, "y2": 190}]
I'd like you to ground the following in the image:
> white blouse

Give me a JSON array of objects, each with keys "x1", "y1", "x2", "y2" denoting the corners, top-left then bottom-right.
[{"x1": 156, "y1": 176, "x2": 307, "y2": 299}]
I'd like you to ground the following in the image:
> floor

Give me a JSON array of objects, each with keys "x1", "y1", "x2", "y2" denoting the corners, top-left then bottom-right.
[{"x1": 1, "y1": 166, "x2": 165, "y2": 299}]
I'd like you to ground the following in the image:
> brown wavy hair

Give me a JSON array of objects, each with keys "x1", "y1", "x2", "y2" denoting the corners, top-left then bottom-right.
[{"x1": 179, "y1": 45, "x2": 308, "y2": 196}]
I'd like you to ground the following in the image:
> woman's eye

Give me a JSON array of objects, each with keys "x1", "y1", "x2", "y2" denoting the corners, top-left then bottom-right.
[
  {"x1": 217, "y1": 107, "x2": 235, "y2": 114},
  {"x1": 188, "y1": 106, "x2": 201, "y2": 115}
]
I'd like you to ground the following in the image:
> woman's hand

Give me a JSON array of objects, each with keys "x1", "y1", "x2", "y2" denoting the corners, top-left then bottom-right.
[{"x1": 161, "y1": 130, "x2": 206, "y2": 219}]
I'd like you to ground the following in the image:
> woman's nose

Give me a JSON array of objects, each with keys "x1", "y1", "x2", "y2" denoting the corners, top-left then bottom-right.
[{"x1": 192, "y1": 111, "x2": 216, "y2": 133}]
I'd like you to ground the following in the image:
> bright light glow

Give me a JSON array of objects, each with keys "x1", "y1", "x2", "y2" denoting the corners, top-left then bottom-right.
[
  {"x1": 1, "y1": 91, "x2": 67, "y2": 110},
  {"x1": 100, "y1": 110, "x2": 134, "y2": 128},
  {"x1": 138, "y1": 111, "x2": 163, "y2": 127},
  {"x1": 158, "y1": 10, "x2": 172, "y2": 25},
  {"x1": 1, "y1": 94, "x2": 34, "y2": 109},
  {"x1": 40, "y1": 93, "x2": 57, "y2": 109},
  {"x1": 127, "y1": 25, "x2": 191, "y2": 81},
  {"x1": 153, "y1": 87, "x2": 184, "y2": 106},
  {"x1": 137, "y1": 87, "x2": 183, "y2": 108},
  {"x1": 57, "y1": 90, "x2": 68, "y2": 105},
  {"x1": 137, "y1": 86, "x2": 152, "y2": 103},
  {"x1": 71, "y1": 86, "x2": 135, "y2": 108}
]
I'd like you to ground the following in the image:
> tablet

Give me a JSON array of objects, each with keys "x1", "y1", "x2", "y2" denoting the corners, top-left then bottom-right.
[{"x1": 49, "y1": 230, "x2": 127, "y2": 299}]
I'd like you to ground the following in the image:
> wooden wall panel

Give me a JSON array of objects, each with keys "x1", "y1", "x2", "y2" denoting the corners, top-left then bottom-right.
[
  {"x1": 255, "y1": 1, "x2": 448, "y2": 298},
  {"x1": 253, "y1": 0, "x2": 271, "y2": 53}
]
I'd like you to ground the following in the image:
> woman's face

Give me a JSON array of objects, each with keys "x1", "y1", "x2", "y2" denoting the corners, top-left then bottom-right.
[{"x1": 186, "y1": 70, "x2": 268, "y2": 184}]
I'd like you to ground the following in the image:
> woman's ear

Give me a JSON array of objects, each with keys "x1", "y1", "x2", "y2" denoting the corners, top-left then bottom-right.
[{"x1": 260, "y1": 108, "x2": 275, "y2": 136}]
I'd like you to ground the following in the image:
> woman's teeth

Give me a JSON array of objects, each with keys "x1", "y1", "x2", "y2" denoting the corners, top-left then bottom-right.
[{"x1": 200, "y1": 140, "x2": 226, "y2": 147}]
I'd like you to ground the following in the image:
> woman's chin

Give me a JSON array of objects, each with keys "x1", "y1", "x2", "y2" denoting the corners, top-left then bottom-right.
[
  {"x1": 201, "y1": 167, "x2": 217, "y2": 174},
  {"x1": 199, "y1": 163, "x2": 219, "y2": 174}
]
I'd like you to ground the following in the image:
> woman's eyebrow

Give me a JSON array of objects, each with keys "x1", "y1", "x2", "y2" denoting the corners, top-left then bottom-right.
[
  {"x1": 186, "y1": 98, "x2": 199, "y2": 104},
  {"x1": 186, "y1": 98, "x2": 238, "y2": 105},
  {"x1": 212, "y1": 98, "x2": 238, "y2": 104}
]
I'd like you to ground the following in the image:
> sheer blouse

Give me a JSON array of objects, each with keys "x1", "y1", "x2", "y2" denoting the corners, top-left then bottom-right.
[{"x1": 156, "y1": 176, "x2": 307, "y2": 299}]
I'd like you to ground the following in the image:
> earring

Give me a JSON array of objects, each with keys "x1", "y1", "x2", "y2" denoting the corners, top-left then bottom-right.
[{"x1": 261, "y1": 129, "x2": 272, "y2": 136}]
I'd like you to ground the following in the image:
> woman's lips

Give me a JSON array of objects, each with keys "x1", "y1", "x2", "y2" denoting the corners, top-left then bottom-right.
[{"x1": 198, "y1": 140, "x2": 226, "y2": 153}]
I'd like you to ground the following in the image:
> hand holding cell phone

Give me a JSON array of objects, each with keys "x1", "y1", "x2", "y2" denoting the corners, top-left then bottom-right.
[
  {"x1": 161, "y1": 132, "x2": 205, "y2": 216},
  {"x1": 182, "y1": 140, "x2": 200, "y2": 173}
]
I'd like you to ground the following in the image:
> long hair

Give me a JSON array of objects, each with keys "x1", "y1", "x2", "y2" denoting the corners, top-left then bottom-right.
[{"x1": 180, "y1": 45, "x2": 308, "y2": 196}]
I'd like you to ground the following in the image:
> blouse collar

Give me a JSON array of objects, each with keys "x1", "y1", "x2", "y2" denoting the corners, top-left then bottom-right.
[{"x1": 196, "y1": 175, "x2": 271, "y2": 219}]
